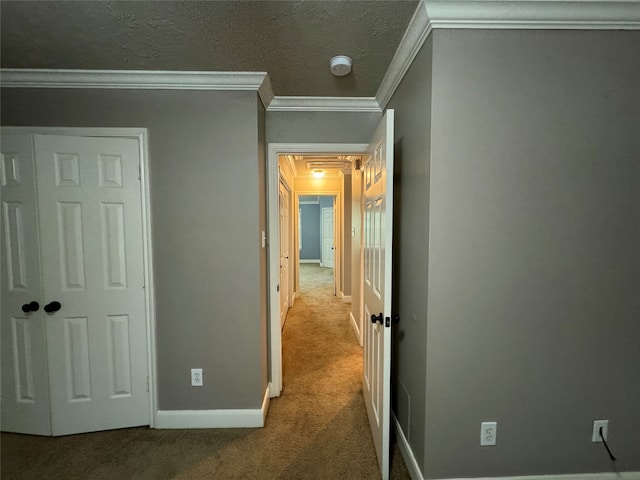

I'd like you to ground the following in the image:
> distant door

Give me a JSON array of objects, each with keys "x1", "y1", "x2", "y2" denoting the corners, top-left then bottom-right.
[
  {"x1": 321, "y1": 207, "x2": 334, "y2": 268},
  {"x1": 1, "y1": 134, "x2": 53, "y2": 436},
  {"x1": 362, "y1": 110, "x2": 394, "y2": 479},
  {"x1": 279, "y1": 179, "x2": 291, "y2": 328},
  {"x1": 1, "y1": 132, "x2": 150, "y2": 436}
]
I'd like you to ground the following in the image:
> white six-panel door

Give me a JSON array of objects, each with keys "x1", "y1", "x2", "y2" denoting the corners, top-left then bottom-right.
[
  {"x1": 1, "y1": 134, "x2": 53, "y2": 435},
  {"x1": 1, "y1": 132, "x2": 149, "y2": 436},
  {"x1": 321, "y1": 207, "x2": 334, "y2": 268},
  {"x1": 362, "y1": 110, "x2": 394, "y2": 479}
]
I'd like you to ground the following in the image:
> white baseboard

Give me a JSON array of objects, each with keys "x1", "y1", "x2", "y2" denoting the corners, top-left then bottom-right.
[
  {"x1": 393, "y1": 413, "x2": 424, "y2": 480},
  {"x1": 299, "y1": 259, "x2": 320, "y2": 264},
  {"x1": 155, "y1": 386, "x2": 270, "y2": 429},
  {"x1": 350, "y1": 311, "x2": 362, "y2": 346},
  {"x1": 340, "y1": 293, "x2": 352, "y2": 303},
  {"x1": 392, "y1": 415, "x2": 640, "y2": 480},
  {"x1": 436, "y1": 474, "x2": 640, "y2": 480}
]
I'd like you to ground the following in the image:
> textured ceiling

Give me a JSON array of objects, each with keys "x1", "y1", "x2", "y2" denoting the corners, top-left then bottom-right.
[{"x1": 0, "y1": 0, "x2": 418, "y2": 97}]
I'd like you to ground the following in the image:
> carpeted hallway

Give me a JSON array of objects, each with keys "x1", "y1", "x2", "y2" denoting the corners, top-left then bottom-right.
[{"x1": 1, "y1": 264, "x2": 410, "y2": 479}]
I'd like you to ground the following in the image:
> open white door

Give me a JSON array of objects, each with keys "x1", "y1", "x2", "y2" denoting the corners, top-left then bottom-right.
[
  {"x1": 362, "y1": 109, "x2": 394, "y2": 479},
  {"x1": 1, "y1": 134, "x2": 53, "y2": 436}
]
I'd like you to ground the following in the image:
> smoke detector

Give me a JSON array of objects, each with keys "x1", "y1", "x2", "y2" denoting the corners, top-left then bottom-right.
[{"x1": 330, "y1": 55, "x2": 352, "y2": 77}]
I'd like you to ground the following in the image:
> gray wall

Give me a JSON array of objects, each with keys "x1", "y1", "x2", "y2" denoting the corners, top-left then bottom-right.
[
  {"x1": 266, "y1": 111, "x2": 381, "y2": 144},
  {"x1": 424, "y1": 29, "x2": 640, "y2": 477},
  {"x1": 257, "y1": 99, "x2": 269, "y2": 397},
  {"x1": 387, "y1": 34, "x2": 433, "y2": 475},
  {"x1": 1, "y1": 88, "x2": 268, "y2": 410},
  {"x1": 300, "y1": 203, "x2": 321, "y2": 260}
]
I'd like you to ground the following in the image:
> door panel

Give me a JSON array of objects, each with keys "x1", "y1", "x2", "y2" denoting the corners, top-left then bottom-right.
[
  {"x1": 321, "y1": 207, "x2": 334, "y2": 268},
  {"x1": 279, "y1": 179, "x2": 291, "y2": 328},
  {"x1": 1, "y1": 134, "x2": 52, "y2": 436},
  {"x1": 362, "y1": 110, "x2": 394, "y2": 479},
  {"x1": 33, "y1": 134, "x2": 149, "y2": 436}
]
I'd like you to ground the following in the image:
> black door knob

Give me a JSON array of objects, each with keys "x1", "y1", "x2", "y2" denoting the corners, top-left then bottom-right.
[
  {"x1": 44, "y1": 301, "x2": 62, "y2": 313},
  {"x1": 21, "y1": 301, "x2": 40, "y2": 313},
  {"x1": 371, "y1": 312, "x2": 383, "y2": 324}
]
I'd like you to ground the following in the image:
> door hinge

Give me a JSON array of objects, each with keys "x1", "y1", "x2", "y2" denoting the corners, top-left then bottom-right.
[
  {"x1": 138, "y1": 165, "x2": 142, "y2": 180},
  {"x1": 146, "y1": 376, "x2": 149, "y2": 392}
]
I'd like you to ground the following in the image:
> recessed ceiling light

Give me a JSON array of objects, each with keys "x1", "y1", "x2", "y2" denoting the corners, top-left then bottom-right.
[
  {"x1": 330, "y1": 55, "x2": 352, "y2": 77},
  {"x1": 312, "y1": 169, "x2": 325, "y2": 178}
]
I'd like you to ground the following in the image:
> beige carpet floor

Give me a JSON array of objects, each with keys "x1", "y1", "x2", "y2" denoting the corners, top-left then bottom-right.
[{"x1": 1, "y1": 264, "x2": 410, "y2": 479}]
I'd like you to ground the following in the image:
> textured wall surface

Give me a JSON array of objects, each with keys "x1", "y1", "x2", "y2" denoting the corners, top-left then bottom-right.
[
  {"x1": 1, "y1": 88, "x2": 267, "y2": 410},
  {"x1": 387, "y1": 34, "x2": 434, "y2": 474},
  {"x1": 425, "y1": 29, "x2": 640, "y2": 478}
]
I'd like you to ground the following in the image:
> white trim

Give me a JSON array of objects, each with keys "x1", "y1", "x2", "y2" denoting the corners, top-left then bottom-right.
[
  {"x1": 341, "y1": 293, "x2": 352, "y2": 303},
  {"x1": 156, "y1": 386, "x2": 270, "y2": 429},
  {"x1": 375, "y1": 0, "x2": 640, "y2": 110},
  {"x1": 2, "y1": 126, "x2": 158, "y2": 428},
  {"x1": 430, "y1": 474, "x2": 640, "y2": 480},
  {"x1": 350, "y1": 311, "x2": 363, "y2": 347},
  {"x1": 376, "y1": 1, "x2": 432, "y2": 110},
  {"x1": 267, "y1": 96, "x2": 381, "y2": 112},
  {"x1": 393, "y1": 413, "x2": 640, "y2": 480},
  {"x1": 299, "y1": 259, "x2": 321, "y2": 264},
  {"x1": 424, "y1": 1, "x2": 640, "y2": 30},
  {"x1": 393, "y1": 414, "x2": 423, "y2": 480},
  {"x1": 0, "y1": 68, "x2": 268, "y2": 91},
  {"x1": 258, "y1": 74, "x2": 274, "y2": 108},
  {"x1": 268, "y1": 143, "x2": 368, "y2": 398}
]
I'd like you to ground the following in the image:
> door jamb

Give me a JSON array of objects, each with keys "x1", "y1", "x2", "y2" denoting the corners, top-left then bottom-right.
[
  {"x1": 2, "y1": 126, "x2": 158, "y2": 428},
  {"x1": 267, "y1": 142, "x2": 367, "y2": 398}
]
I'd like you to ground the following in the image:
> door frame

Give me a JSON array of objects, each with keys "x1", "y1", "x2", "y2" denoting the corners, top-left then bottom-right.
[
  {"x1": 267, "y1": 142, "x2": 367, "y2": 397},
  {"x1": 298, "y1": 192, "x2": 340, "y2": 296},
  {"x1": 2, "y1": 126, "x2": 158, "y2": 428}
]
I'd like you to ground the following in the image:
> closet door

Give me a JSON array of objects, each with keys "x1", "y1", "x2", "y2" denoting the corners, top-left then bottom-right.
[
  {"x1": 1, "y1": 134, "x2": 52, "y2": 435},
  {"x1": 34, "y1": 134, "x2": 149, "y2": 436}
]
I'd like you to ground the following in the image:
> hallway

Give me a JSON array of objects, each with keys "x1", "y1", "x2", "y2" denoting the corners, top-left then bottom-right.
[{"x1": 1, "y1": 263, "x2": 409, "y2": 479}]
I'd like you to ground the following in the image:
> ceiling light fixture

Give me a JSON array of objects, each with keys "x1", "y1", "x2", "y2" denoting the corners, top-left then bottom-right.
[
  {"x1": 312, "y1": 169, "x2": 325, "y2": 178},
  {"x1": 330, "y1": 55, "x2": 352, "y2": 77}
]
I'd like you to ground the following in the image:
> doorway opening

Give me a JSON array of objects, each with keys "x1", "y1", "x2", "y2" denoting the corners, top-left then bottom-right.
[{"x1": 267, "y1": 143, "x2": 367, "y2": 397}]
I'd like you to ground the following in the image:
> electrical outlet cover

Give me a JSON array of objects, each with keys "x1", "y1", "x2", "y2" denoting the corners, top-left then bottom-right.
[
  {"x1": 191, "y1": 368, "x2": 203, "y2": 387},
  {"x1": 592, "y1": 419, "x2": 608, "y2": 442},
  {"x1": 481, "y1": 421, "x2": 497, "y2": 446}
]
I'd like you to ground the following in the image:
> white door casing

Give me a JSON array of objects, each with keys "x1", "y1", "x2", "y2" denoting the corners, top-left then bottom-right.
[
  {"x1": 362, "y1": 110, "x2": 394, "y2": 479},
  {"x1": 321, "y1": 206, "x2": 334, "y2": 268},
  {"x1": 1, "y1": 131, "x2": 152, "y2": 436},
  {"x1": 279, "y1": 179, "x2": 291, "y2": 328},
  {"x1": 1, "y1": 134, "x2": 53, "y2": 436}
]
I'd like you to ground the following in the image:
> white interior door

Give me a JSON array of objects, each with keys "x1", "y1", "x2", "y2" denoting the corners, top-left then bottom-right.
[
  {"x1": 279, "y1": 179, "x2": 291, "y2": 328},
  {"x1": 1, "y1": 134, "x2": 52, "y2": 436},
  {"x1": 321, "y1": 207, "x2": 334, "y2": 268},
  {"x1": 362, "y1": 110, "x2": 394, "y2": 479}
]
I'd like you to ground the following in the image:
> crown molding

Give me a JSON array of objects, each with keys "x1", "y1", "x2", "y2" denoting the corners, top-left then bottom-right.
[
  {"x1": 267, "y1": 96, "x2": 381, "y2": 112},
  {"x1": 376, "y1": 0, "x2": 640, "y2": 110},
  {"x1": 376, "y1": 1, "x2": 432, "y2": 110},
  {"x1": 258, "y1": 74, "x2": 274, "y2": 108},
  {"x1": 0, "y1": 68, "x2": 269, "y2": 91},
  {"x1": 424, "y1": 1, "x2": 640, "y2": 30}
]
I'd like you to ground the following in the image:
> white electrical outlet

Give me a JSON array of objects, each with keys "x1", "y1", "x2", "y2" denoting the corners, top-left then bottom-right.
[
  {"x1": 592, "y1": 419, "x2": 608, "y2": 442},
  {"x1": 191, "y1": 368, "x2": 203, "y2": 387},
  {"x1": 481, "y1": 421, "x2": 497, "y2": 446}
]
